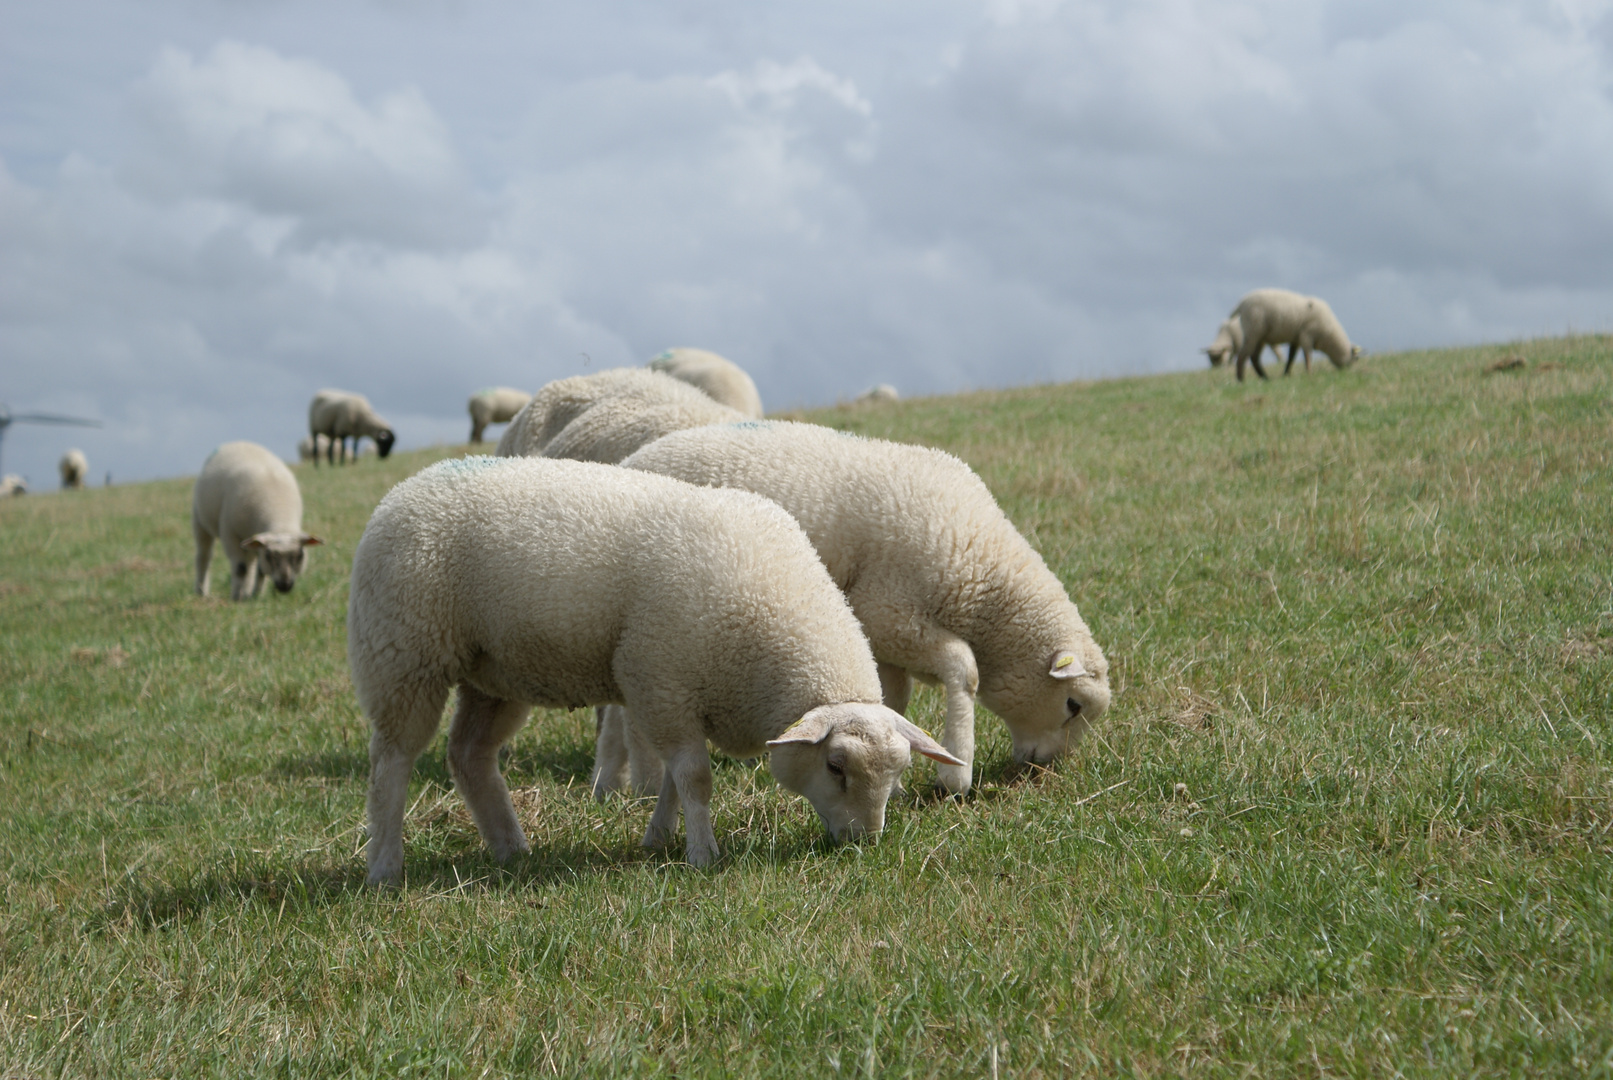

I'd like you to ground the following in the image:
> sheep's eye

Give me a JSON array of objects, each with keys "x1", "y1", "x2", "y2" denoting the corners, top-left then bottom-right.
[{"x1": 826, "y1": 760, "x2": 845, "y2": 777}]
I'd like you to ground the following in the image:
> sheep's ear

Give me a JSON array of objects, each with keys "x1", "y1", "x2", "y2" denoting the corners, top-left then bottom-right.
[
  {"x1": 889, "y1": 716, "x2": 966, "y2": 766},
  {"x1": 300, "y1": 534, "x2": 324, "y2": 547},
  {"x1": 767, "y1": 706, "x2": 837, "y2": 748},
  {"x1": 1049, "y1": 651, "x2": 1088, "y2": 679},
  {"x1": 242, "y1": 534, "x2": 270, "y2": 550}
]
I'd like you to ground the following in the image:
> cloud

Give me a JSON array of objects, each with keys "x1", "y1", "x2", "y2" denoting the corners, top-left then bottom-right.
[{"x1": 124, "y1": 41, "x2": 483, "y2": 250}]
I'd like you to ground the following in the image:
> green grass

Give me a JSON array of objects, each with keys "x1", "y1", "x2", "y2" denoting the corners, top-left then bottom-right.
[{"x1": 3, "y1": 337, "x2": 1611, "y2": 1076}]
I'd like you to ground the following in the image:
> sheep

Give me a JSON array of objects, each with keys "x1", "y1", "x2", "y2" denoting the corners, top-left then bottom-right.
[
  {"x1": 348, "y1": 455, "x2": 959, "y2": 883},
  {"x1": 467, "y1": 387, "x2": 532, "y2": 444},
  {"x1": 0, "y1": 474, "x2": 27, "y2": 497},
  {"x1": 1227, "y1": 289, "x2": 1361, "y2": 382},
  {"x1": 648, "y1": 348, "x2": 765, "y2": 418},
  {"x1": 855, "y1": 384, "x2": 900, "y2": 404},
  {"x1": 1202, "y1": 317, "x2": 1290, "y2": 371},
  {"x1": 308, "y1": 389, "x2": 396, "y2": 465},
  {"x1": 59, "y1": 449, "x2": 87, "y2": 490},
  {"x1": 495, "y1": 367, "x2": 743, "y2": 464},
  {"x1": 611, "y1": 421, "x2": 1110, "y2": 796},
  {"x1": 192, "y1": 441, "x2": 322, "y2": 600}
]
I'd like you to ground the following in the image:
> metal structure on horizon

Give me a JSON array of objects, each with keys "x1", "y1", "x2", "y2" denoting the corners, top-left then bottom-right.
[{"x1": 0, "y1": 404, "x2": 103, "y2": 478}]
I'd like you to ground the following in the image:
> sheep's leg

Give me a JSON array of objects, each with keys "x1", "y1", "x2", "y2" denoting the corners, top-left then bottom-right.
[
  {"x1": 230, "y1": 556, "x2": 256, "y2": 602},
  {"x1": 667, "y1": 748, "x2": 718, "y2": 867},
  {"x1": 249, "y1": 555, "x2": 268, "y2": 598},
  {"x1": 446, "y1": 683, "x2": 534, "y2": 862},
  {"x1": 1304, "y1": 345, "x2": 1313, "y2": 373},
  {"x1": 592, "y1": 705, "x2": 665, "y2": 798},
  {"x1": 878, "y1": 662, "x2": 913, "y2": 715},
  {"x1": 366, "y1": 679, "x2": 452, "y2": 885},
  {"x1": 591, "y1": 705, "x2": 629, "y2": 799},
  {"x1": 193, "y1": 525, "x2": 214, "y2": 597},
  {"x1": 470, "y1": 422, "x2": 485, "y2": 444},
  {"x1": 1249, "y1": 350, "x2": 1269, "y2": 381},
  {"x1": 1235, "y1": 353, "x2": 1247, "y2": 382},
  {"x1": 932, "y1": 640, "x2": 980, "y2": 795},
  {"x1": 626, "y1": 717, "x2": 664, "y2": 796},
  {"x1": 1284, "y1": 343, "x2": 1298, "y2": 376},
  {"x1": 643, "y1": 759, "x2": 682, "y2": 850}
]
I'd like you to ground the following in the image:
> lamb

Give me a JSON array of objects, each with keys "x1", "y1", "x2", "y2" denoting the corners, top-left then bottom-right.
[
  {"x1": 612, "y1": 421, "x2": 1110, "y2": 796},
  {"x1": 1226, "y1": 289, "x2": 1361, "y2": 382},
  {"x1": 467, "y1": 387, "x2": 532, "y2": 444},
  {"x1": 348, "y1": 455, "x2": 958, "y2": 883},
  {"x1": 0, "y1": 474, "x2": 27, "y2": 497},
  {"x1": 495, "y1": 367, "x2": 743, "y2": 464},
  {"x1": 856, "y1": 384, "x2": 900, "y2": 404},
  {"x1": 192, "y1": 441, "x2": 322, "y2": 600},
  {"x1": 648, "y1": 348, "x2": 765, "y2": 418},
  {"x1": 59, "y1": 449, "x2": 87, "y2": 490},
  {"x1": 1202, "y1": 317, "x2": 1290, "y2": 371},
  {"x1": 308, "y1": 390, "x2": 396, "y2": 465}
]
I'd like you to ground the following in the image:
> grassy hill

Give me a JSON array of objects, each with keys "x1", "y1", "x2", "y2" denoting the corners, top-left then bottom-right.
[{"x1": 3, "y1": 336, "x2": 1610, "y2": 1076}]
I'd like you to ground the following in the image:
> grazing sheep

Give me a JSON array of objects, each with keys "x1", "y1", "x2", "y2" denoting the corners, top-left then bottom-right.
[
  {"x1": 0, "y1": 474, "x2": 27, "y2": 497},
  {"x1": 1202, "y1": 317, "x2": 1290, "y2": 371},
  {"x1": 308, "y1": 390, "x2": 396, "y2": 465},
  {"x1": 59, "y1": 449, "x2": 87, "y2": 490},
  {"x1": 192, "y1": 441, "x2": 322, "y2": 601},
  {"x1": 1228, "y1": 289, "x2": 1361, "y2": 382},
  {"x1": 614, "y1": 421, "x2": 1110, "y2": 795},
  {"x1": 467, "y1": 387, "x2": 532, "y2": 444},
  {"x1": 495, "y1": 367, "x2": 743, "y2": 464},
  {"x1": 349, "y1": 455, "x2": 959, "y2": 883},
  {"x1": 648, "y1": 348, "x2": 764, "y2": 418},
  {"x1": 855, "y1": 384, "x2": 900, "y2": 404}
]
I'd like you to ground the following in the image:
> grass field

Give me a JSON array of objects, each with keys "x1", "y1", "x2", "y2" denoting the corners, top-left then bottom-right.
[{"x1": 3, "y1": 337, "x2": 1611, "y2": 1077}]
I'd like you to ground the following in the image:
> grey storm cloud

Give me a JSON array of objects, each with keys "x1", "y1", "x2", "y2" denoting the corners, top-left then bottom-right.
[{"x1": 1, "y1": 0, "x2": 1612, "y2": 487}]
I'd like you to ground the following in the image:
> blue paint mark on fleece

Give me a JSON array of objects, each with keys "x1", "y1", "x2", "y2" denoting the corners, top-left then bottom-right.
[{"x1": 421, "y1": 455, "x2": 505, "y2": 481}]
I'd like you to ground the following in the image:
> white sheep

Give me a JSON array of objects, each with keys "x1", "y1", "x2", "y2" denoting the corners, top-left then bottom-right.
[
  {"x1": 59, "y1": 449, "x2": 88, "y2": 490},
  {"x1": 0, "y1": 474, "x2": 27, "y2": 497},
  {"x1": 1227, "y1": 289, "x2": 1361, "y2": 382},
  {"x1": 308, "y1": 390, "x2": 396, "y2": 465},
  {"x1": 612, "y1": 421, "x2": 1110, "y2": 796},
  {"x1": 348, "y1": 455, "x2": 958, "y2": 883},
  {"x1": 467, "y1": 387, "x2": 533, "y2": 444},
  {"x1": 1202, "y1": 317, "x2": 1290, "y2": 371},
  {"x1": 648, "y1": 348, "x2": 765, "y2": 418},
  {"x1": 192, "y1": 441, "x2": 322, "y2": 600},
  {"x1": 495, "y1": 367, "x2": 743, "y2": 464},
  {"x1": 855, "y1": 384, "x2": 900, "y2": 404}
]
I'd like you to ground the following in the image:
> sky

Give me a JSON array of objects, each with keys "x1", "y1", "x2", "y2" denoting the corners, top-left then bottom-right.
[{"x1": 3, "y1": 0, "x2": 1612, "y2": 485}]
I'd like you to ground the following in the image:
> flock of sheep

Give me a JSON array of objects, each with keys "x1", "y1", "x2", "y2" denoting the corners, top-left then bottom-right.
[
  {"x1": 55, "y1": 288, "x2": 1354, "y2": 883},
  {"x1": 188, "y1": 345, "x2": 1112, "y2": 883}
]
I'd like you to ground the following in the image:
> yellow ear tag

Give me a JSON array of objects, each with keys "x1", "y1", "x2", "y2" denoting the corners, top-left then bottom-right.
[{"x1": 1055, "y1": 654, "x2": 1075, "y2": 669}]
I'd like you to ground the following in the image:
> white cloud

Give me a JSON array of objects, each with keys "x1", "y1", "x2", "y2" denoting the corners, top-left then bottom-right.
[{"x1": 124, "y1": 41, "x2": 482, "y2": 250}]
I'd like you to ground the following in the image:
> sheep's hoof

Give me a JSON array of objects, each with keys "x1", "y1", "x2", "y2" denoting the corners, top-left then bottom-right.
[
  {"x1": 935, "y1": 763, "x2": 973, "y2": 796},
  {"x1": 641, "y1": 824, "x2": 675, "y2": 850},
  {"x1": 683, "y1": 841, "x2": 719, "y2": 868}
]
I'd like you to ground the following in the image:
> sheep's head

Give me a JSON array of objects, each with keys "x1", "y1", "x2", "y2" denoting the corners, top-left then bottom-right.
[
  {"x1": 243, "y1": 532, "x2": 323, "y2": 594},
  {"x1": 766, "y1": 703, "x2": 961, "y2": 842},
  {"x1": 374, "y1": 429, "x2": 396, "y2": 458},
  {"x1": 979, "y1": 638, "x2": 1110, "y2": 772}
]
